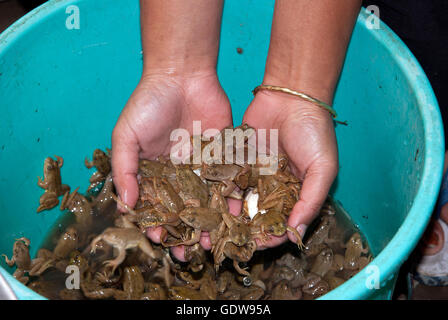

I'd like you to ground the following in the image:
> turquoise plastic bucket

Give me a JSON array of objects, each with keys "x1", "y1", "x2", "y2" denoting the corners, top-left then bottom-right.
[{"x1": 0, "y1": 0, "x2": 444, "y2": 300}]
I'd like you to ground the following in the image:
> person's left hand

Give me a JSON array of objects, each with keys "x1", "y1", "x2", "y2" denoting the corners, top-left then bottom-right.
[{"x1": 242, "y1": 89, "x2": 339, "y2": 249}]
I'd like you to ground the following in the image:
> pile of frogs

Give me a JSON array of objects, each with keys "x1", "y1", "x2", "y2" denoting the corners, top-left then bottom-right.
[{"x1": 2, "y1": 125, "x2": 372, "y2": 300}]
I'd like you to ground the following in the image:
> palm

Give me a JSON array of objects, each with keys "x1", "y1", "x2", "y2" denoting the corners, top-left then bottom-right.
[
  {"x1": 115, "y1": 74, "x2": 232, "y2": 160},
  {"x1": 243, "y1": 91, "x2": 338, "y2": 248}
]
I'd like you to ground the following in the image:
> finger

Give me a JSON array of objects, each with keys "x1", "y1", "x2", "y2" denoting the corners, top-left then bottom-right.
[
  {"x1": 227, "y1": 198, "x2": 242, "y2": 216},
  {"x1": 111, "y1": 124, "x2": 140, "y2": 210},
  {"x1": 200, "y1": 232, "x2": 212, "y2": 250},
  {"x1": 255, "y1": 234, "x2": 288, "y2": 250},
  {"x1": 170, "y1": 245, "x2": 187, "y2": 262},
  {"x1": 146, "y1": 227, "x2": 163, "y2": 244},
  {"x1": 287, "y1": 162, "x2": 337, "y2": 243}
]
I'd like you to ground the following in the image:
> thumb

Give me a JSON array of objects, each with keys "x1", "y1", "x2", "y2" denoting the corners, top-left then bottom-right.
[
  {"x1": 287, "y1": 161, "x2": 337, "y2": 243},
  {"x1": 111, "y1": 125, "x2": 140, "y2": 209}
]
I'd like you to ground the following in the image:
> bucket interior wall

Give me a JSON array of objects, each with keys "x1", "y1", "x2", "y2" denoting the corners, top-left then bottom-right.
[{"x1": 0, "y1": 0, "x2": 443, "y2": 299}]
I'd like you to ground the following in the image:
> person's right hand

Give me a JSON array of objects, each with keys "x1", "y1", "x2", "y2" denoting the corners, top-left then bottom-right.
[{"x1": 111, "y1": 71, "x2": 233, "y2": 260}]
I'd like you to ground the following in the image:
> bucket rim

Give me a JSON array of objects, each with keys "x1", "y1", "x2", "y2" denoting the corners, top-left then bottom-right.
[
  {"x1": 0, "y1": 2, "x2": 444, "y2": 300},
  {"x1": 322, "y1": 9, "x2": 445, "y2": 299}
]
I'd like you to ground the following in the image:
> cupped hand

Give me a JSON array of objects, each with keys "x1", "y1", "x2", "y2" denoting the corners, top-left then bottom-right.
[
  {"x1": 112, "y1": 71, "x2": 233, "y2": 261},
  {"x1": 242, "y1": 90, "x2": 339, "y2": 249}
]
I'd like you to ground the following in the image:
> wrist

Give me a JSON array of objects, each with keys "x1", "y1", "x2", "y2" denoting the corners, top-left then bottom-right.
[
  {"x1": 262, "y1": 72, "x2": 335, "y2": 107},
  {"x1": 253, "y1": 89, "x2": 334, "y2": 125},
  {"x1": 140, "y1": 67, "x2": 219, "y2": 87}
]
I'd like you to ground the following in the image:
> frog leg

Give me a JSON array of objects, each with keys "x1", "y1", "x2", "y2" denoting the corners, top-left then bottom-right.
[
  {"x1": 179, "y1": 229, "x2": 201, "y2": 246},
  {"x1": 13, "y1": 269, "x2": 29, "y2": 285},
  {"x1": 29, "y1": 257, "x2": 54, "y2": 276},
  {"x1": 111, "y1": 194, "x2": 139, "y2": 216},
  {"x1": 54, "y1": 155, "x2": 64, "y2": 168},
  {"x1": 154, "y1": 256, "x2": 173, "y2": 289},
  {"x1": 251, "y1": 226, "x2": 270, "y2": 245},
  {"x1": 286, "y1": 226, "x2": 305, "y2": 250},
  {"x1": 37, "y1": 191, "x2": 59, "y2": 212},
  {"x1": 103, "y1": 247, "x2": 126, "y2": 273},
  {"x1": 60, "y1": 184, "x2": 70, "y2": 195},
  {"x1": 233, "y1": 260, "x2": 250, "y2": 277},
  {"x1": 138, "y1": 238, "x2": 161, "y2": 260},
  {"x1": 220, "y1": 180, "x2": 237, "y2": 197},
  {"x1": 89, "y1": 234, "x2": 104, "y2": 254},
  {"x1": 2, "y1": 254, "x2": 15, "y2": 267},
  {"x1": 84, "y1": 157, "x2": 94, "y2": 169},
  {"x1": 212, "y1": 236, "x2": 230, "y2": 264},
  {"x1": 164, "y1": 225, "x2": 182, "y2": 239},
  {"x1": 184, "y1": 198, "x2": 201, "y2": 207},
  {"x1": 211, "y1": 221, "x2": 227, "y2": 254},
  {"x1": 37, "y1": 176, "x2": 48, "y2": 189}
]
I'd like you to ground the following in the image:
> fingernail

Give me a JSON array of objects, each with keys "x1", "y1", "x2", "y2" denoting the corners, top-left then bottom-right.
[{"x1": 297, "y1": 224, "x2": 308, "y2": 238}]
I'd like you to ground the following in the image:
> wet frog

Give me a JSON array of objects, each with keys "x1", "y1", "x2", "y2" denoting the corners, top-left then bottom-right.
[
  {"x1": 174, "y1": 165, "x2": 209, "y2": 207},
  {"x1": 178, "y1": 207, "x2": 223, "y2": 246},
  {"x1": 60, "y1": 187, "x2": 93, "y2": 228},
  {"x1": 310, "y1": 247, "x2": 333, "y2": 277},
  {"x1": 343, "y1": 233, "x2": 370, "y2": 270},
  {"x1": 212, "y1": 211, "x2": 252, "y2": 267},
  {"x1": 90, "y1": 227, "x2": 161, "y2": 273},
  {"x1": 2, "y1": 237, "x2": 32, "y2": 284},
  {"x1": 168, "y1": 286, "x2": 208, "y2": 300},
  {"x1": 37, "y1": 156, "x2": 70, "y2": 212},
  {"x1": 2, "y1": 238, "x2": 54, "y2": 284},
  {"x1": 250, "y1": 207, "x2": 304, "y2": 250},
  {"x1": 85, "y1": 149, "x2": 111, "y2": 191},
  {"x1": 271, "y1": 280, "x2": 302, "y2": 300},
  {"x1": 53, "y1": 227, "x2": 79, "y2": 260},
  {"x1": 184, "y1": 243, "x2": 206, "y2": 272},
  {"x1": 303, "y1": 215, "x2": 337, "y2": 256},
  {"x1": 91, "y1": 174, "x2": 115, "y2": 213}
]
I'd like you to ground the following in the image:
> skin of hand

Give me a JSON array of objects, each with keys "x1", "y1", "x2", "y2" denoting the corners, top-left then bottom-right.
[
  {"x1": 112, "y1": 0, "x2": 238, "y2": 262},
  {"x1": 243, "y1": 0, "x2": 361, "y2": 249},
  {"x1": 243, "y1": 91, "x2": 338, "y2": 249},
  {"x1": 112, "y1": 72, "x2": 235, "y2": 261}
]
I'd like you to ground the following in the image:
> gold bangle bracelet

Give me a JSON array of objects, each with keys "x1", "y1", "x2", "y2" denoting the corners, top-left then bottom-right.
[{"x1": 252, "y1": 84, "x2": 337, "y2": 118}]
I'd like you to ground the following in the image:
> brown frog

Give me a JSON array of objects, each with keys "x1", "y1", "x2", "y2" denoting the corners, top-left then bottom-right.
[
  {"x1": 212, "y1": 211, "x2": 252, "y2": 267},
  {"x1": 303, "y1": 215, "x2": 337, "y2": 256},
  {"x1": 310, "y1": 247, "x2": 334, "y2": 277},
  {"x1": 112, "y1": 194, "x2": 183, "y2": 241},
  {"x1": 2, "y1": 237, "x2": 32, "y2": 284},
  {"x1": 37, "y1": 156, "x2": 70, "y2": 212},
  {"x1": 177, "y1": 271, "x2": 217, "y2": 300},
  {"x1": 91, "y1": 174, "x2": 115, "y2": 213},
  {"x1": 240, "y1": 285, "x2": 265, "y2": 300},
  {"x1": 201, "y1": 163, "x2": 243, "y2": 196},
  {"x1": 250, "y1": 208, "x2": 304, "y2": 250},
  {"x1": 53, "y1": 227, "x2": 79, "y2": 260},
  {"x1": 343, "y1": 233, "x2": 370, "y2": 270},
  {"x1": 142, "y1": 282, "x2": 168, "y2": 300},
  {"x1": 302, "y1": 274, "x2": 330, "y2": 299},
  {"x1": 219, "y1": 240, "x2": 257, "y2": 277},
  {"x1": 81, "y1": 266, "x2": 144, "y2": 300},
  {"x1": 271, "y1": 280, "x2": 302, "y2": 300},
  {"x1": 174, "y1": 165, "x2": 209, "y2": 207},
  {"x1": 178, "y1": 207, "x2": 223, "y2": 246},
  {"x1": 60, "y1": 187, "x2": 93, "y2": 228},
  {"x1": 323, "y1": 272, "x2": 345, "y2": 290},
  {"x1": 2, "y1": 238, "x2": 54, "y2": 284},
  {"x1": 216, "y1": 270, "x2": 234, "y2": 294},
  {"x1": 139, "y1": 177, "x2": 185, "y2": 213},
  {"x1": 90, "y1": 227, "x2": 161, "y2": 273},
  {"x1": 168, "y1": 286, "x2": 208, "y2": 300},
  {"x1": 184, "y1": 243, "x2": 206, "y2": 272},
  {"x1": 85, "y1": 149, "x2": 111, "y2": 191}
]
